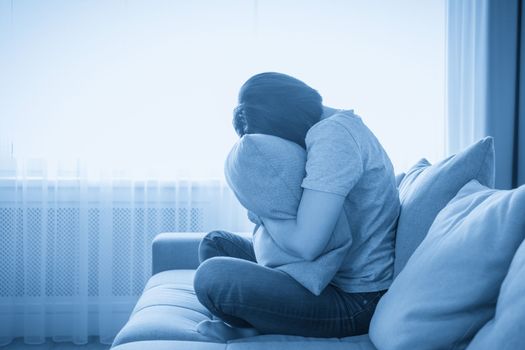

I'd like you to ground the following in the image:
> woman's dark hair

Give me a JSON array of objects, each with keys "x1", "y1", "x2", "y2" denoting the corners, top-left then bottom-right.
[{"x1": 233, "y1": 72, "x2": 323, "y2": 148}]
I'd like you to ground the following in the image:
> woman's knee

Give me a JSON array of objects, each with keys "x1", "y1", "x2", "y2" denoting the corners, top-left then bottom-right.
[
  {"x1": 194, "y1": 257, "x2": 257, "y2": 309},
  {"x1": 194, "y1": 257, "x2": 219, "y2": 309},
  {"x1": 194, "y1": 257, "x2": 257, "y2": 328},
  {"x1": 199, "y1": 230, "x2": 255, "y2": 263},
  {"x1": 198, "y1": 230, "x2": 229, "y2": 263}
]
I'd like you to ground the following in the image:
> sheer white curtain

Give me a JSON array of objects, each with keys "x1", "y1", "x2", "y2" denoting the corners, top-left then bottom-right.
[
  {"x1": 0, "y1": 0, "x2": 446, "y2": 346},
  {"x1": 0, "y1": 159, "x2": 251, "y2": 346},
  {"x1": 445, "y1": 0, "x2": 488, "y2": 155}
]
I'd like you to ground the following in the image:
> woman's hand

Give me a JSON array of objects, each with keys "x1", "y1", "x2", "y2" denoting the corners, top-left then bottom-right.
[{"x1": 261, "y1": 188, "x2": 345, "y2": 261}]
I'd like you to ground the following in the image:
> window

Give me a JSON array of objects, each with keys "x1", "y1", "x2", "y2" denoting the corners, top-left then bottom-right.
[{"x1": 0, "y1": 0, "x2": 445, "y2": 178}]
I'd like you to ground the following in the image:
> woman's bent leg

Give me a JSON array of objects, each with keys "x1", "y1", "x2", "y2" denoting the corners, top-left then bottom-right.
[
  {"x1": 193, "y1": 256, "x2": 384, "y2": 338},
  {"x1": 198, "y1": 230, "x2": 256, "y2": 263}
]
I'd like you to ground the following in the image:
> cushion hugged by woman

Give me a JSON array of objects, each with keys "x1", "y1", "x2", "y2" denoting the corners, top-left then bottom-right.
[{"x1": 224, "y1": 133, "x2": 352, "y2": 295}]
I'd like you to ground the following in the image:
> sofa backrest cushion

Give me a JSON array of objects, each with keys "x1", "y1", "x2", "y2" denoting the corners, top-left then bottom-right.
[
  {"x1": 370, "y1": 179, "x2": 525, "y2": 350},
  {"x1": 394, "y1": 137, "x2": 495, "y2": 277}
]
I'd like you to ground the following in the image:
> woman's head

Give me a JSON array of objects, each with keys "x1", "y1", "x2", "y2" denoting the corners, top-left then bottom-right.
[{"x1": 233, "y1": 72, "x2": 323, "y2": 148}]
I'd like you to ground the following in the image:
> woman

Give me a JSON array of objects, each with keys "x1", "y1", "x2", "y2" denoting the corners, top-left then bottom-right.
[{"x1": 193, "y1": 72, "x2": 400, "y2": 340}]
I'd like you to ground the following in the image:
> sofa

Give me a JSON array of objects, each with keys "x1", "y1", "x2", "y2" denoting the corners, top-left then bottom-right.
[
  {"x1": 111, "y1": 231, "x2": 377, "y2": 350},
  {"x1": 111, "y1": 137, "x2": 525, "y2": 349}
]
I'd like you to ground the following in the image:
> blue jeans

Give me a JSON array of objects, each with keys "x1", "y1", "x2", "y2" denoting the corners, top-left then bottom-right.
[{"x1": 193, "y1": 230, "x2": 385, "y2": 338}]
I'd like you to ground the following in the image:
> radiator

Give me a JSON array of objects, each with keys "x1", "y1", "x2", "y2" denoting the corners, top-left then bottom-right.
[{"x1": 0, "y1": 177, "x2": 251, "y2": 343}]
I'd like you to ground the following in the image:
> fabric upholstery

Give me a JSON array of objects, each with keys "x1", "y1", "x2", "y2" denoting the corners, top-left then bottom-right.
[
  {"x1": 227, "y1": 334, "x2": 376, "y2": 350},
  {"x1": 152, "y1": 232, "x2": 207, "y2": 274},
  {"x1": 112, "y1": 335, "x2": 376, "y2": 350},
  {"x1": 112, "y1": 270, "x2": 216, "y2": 346},
  {"x1": 112, "y1": 269, "x2": 377, "y2": 350},
  {"x1": 466, "y1": 238, "x2": 525, "y2": 350},
  {"x1": 394, "y1": 173, "x2": 405, "y2": 187},
  {"x1": 370, "y1": 179, "x2": 525, "y2": 350},
  {"x1": 112, "y1": 340, "x2": 226, "y2": 350},
  {"x1": 393, "y1": 136, "x2": 495, "y2": 277}
]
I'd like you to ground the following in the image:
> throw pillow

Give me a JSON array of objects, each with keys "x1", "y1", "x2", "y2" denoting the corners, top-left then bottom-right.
[
  {"x1": 395, "y1": 173, "x2": 405, "y2": 187},
  {"x1": 370, "y1": 179, "x2": 525, "y2": 350},
  {"x1": 394, "y1": 137, "x2": 495, "y2": 277},
  {"x1": 224, "y1": 134, "x2": 351, "y2": 295},
  {"x1": 225, "y1": 134, "x2": 305, "y2": 219}
]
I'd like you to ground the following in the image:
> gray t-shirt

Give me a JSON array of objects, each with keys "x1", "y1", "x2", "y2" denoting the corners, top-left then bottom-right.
[{"x1": 301, "y1": 110, "x2": 400, "y2": 293}]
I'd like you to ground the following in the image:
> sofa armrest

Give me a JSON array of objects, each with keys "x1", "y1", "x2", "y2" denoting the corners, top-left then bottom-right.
[
  {"x1": 152, "y1": 232, "x2": 207, "y2": 275},
  {"x1": 151, "y1": 231, "x2": 252, "y2": 275}
]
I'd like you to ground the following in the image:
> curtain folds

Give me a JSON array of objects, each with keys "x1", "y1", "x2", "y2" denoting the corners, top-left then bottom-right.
[
  {"x1": 0, "y1": 160, "x2": 251, "y2": 346},
  {"x1": 447, "y1": 0, "x2": 525, "y2": 189}
]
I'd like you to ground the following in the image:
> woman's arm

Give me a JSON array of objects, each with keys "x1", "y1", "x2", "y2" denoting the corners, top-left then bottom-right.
[
  {"x1": 262, "y1": 115, "x2": 362, "y2": 261},
  {"x1": 261, "y1": 188, "x2": 345, "y2": 261}
]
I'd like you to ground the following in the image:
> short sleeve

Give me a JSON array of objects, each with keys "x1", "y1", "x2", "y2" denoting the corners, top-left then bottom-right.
[{"x1": 301, "y1": 119, "x2": 364, "y2": 196}]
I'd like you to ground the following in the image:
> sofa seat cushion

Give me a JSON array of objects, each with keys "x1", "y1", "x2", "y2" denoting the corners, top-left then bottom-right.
[
  {"x1": 112, "y1": 270, "x2": 377, "y2": 349},
  {"x1": 112, "y1": 270, "x2": 216, "y2": 347},
  {"x1": 112, "y1": 335, "x2": 376, "y2": 350},
  {"x1": 112, "y1": 340, "x2": 226, "y2": 350},
  {"x1": 227, "y1": 334, "x2": 376, "y2": 350}
]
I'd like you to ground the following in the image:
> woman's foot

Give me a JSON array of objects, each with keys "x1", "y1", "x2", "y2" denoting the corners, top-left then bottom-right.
[{"x1": 196, "y1": 319, "x2": 260, "y2": 341}]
